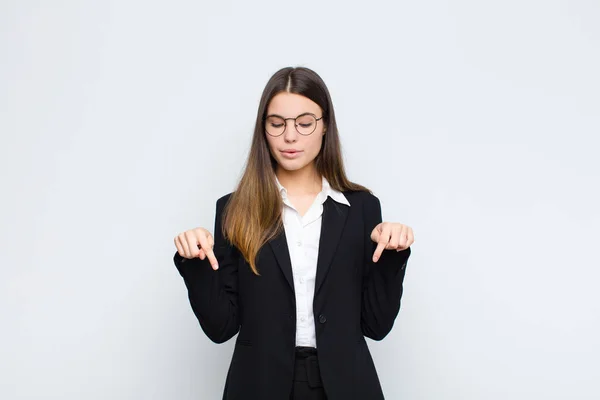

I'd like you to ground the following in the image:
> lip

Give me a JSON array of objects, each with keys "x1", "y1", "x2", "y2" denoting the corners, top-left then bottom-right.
[{"x1": 280, "y1": 149, "x2": 303, "y2": 159}]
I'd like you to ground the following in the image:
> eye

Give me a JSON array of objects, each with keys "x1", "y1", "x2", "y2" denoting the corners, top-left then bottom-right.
[{"x1": 266, "y1": 116, "x2": 284, "y2": 127}]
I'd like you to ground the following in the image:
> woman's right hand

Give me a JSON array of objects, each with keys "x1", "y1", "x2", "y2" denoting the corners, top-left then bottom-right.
[{"x1": 174, "y1": 227, "x2": 219, "y2": 270}]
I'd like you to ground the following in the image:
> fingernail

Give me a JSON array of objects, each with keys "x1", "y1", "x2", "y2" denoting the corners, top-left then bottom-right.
[{"x1": 373, "y1": 256, "x2": 378, "y2": 262}]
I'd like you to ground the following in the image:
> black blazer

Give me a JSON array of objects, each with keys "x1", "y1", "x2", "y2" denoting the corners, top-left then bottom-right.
[{"x1": 173, "y1": 190, "x2": 411, "y2": 399}]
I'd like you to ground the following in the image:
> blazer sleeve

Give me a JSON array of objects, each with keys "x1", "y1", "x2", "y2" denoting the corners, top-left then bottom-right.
[
  {"x1": 360, "y1": 193, "x2": 411, "y2": 341},
  {"x1": 173, "y1": 194, "x2": 240, "y2": 344}
]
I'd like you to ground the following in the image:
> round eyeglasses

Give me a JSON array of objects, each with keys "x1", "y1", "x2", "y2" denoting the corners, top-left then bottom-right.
[{"x1": 264, "y1": 113, "x2": 323, "y2": 137}]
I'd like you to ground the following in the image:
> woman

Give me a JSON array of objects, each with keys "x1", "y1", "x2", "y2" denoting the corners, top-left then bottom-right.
[{"x1": 173, "y1": 66, "x2": 414, "y2": 400}]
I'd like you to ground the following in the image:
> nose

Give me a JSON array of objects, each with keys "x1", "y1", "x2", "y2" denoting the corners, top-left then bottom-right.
[{"x1": 283, "y1": 119, "x2": 299, "y2": 142}]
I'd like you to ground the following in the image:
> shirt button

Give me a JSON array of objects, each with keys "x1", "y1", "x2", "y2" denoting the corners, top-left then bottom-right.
[
  {"x1": 296, "y1": 241, "x2": 302, "y2": 246},
  {"x1": 300, "y1": 316, "x2": 306, "y2": 322},
  {"x1": 299, "y1": 277, "x2": 305, "y2": 284}
]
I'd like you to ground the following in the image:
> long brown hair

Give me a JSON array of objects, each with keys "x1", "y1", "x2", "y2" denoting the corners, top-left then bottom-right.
[{"x1": 223, "y1": 66, "x2": 369, "y2": 274}]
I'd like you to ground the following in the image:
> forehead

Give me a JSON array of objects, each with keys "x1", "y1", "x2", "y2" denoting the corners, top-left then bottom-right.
[{"x1": 267, "y1": 92, "x2": 321, "y2": 116}]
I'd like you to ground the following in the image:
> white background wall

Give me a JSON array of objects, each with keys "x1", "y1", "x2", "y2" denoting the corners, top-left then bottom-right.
[{"x1": 1, "y1": 0, "x2": 599, "y2": 399}]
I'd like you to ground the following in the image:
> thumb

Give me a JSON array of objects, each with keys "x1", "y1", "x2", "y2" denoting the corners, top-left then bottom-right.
[{"x1": 370, "y1": 223, "x2": 381, "y2": 242}]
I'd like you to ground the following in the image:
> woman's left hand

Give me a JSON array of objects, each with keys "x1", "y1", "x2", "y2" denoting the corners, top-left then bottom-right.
[{"x1": 370, "y1": 222, "x2": 414, "y2": 263}]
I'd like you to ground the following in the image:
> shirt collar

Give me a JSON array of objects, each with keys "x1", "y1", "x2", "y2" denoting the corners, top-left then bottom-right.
[{"x1": 275, "y1": 175, "x2": 350, "y2": 207}]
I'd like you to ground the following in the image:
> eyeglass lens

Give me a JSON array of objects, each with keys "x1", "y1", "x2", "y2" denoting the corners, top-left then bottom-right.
[{"x1": 265, "y1": 114, "x2": 318, "y2": 136}]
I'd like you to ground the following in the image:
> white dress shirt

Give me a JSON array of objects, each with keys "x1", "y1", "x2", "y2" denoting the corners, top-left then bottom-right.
[{"x1": 275, "y1": 175, "x2": 351, "y2": 348}]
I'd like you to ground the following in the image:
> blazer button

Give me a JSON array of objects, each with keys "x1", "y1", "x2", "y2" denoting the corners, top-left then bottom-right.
[{"x1": 318, "y1": 314, "x2": 327, "y2": 324}]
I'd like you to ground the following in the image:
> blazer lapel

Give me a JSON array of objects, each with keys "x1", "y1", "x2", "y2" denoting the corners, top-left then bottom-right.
[
  {"x1": 268, "y1": 228, "x2": 295, "y2": 293},
  {"x1": 268, "y1": 196, "x2": 350, "y2": 295},
  {"x1": 315, "y1": 196, "x2": 350, "y2": 294}
]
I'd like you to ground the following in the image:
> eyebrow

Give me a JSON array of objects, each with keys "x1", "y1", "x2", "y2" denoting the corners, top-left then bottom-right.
[{"x1": 265, "y1": 112, "x2": 315, "y2": 119}]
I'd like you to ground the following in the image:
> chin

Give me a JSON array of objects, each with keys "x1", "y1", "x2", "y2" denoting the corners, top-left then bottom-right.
[
  {"x1": 275, "y1": 157, "x2": 295, "y2": 166},
  {"x1": 279, "y1": 160, "x2": 312, "y2": 172},
  {"x1": 279, "y1": 164, "x2": 303, "y2": 172}
]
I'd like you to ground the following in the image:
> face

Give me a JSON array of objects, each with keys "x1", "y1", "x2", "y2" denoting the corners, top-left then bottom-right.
[{"x1": 264, "y1": 92, "x2": 326, "y2": 174}]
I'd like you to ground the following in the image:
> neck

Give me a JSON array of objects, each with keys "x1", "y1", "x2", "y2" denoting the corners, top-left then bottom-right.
[{"x1": 276, "y1": 164, "x2": 322, "y2": 195}]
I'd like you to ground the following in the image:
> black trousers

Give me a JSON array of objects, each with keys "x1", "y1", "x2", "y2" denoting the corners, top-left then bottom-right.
[{"x1": 290, "y1": 347, "x2": 327, "y2": 400}]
